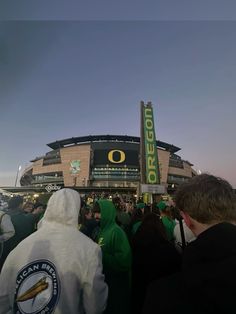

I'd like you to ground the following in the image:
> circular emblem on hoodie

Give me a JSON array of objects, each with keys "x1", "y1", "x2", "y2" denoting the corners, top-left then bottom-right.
[{"x1": 14, "y1": 260, "x2": 60, "y2": 314}]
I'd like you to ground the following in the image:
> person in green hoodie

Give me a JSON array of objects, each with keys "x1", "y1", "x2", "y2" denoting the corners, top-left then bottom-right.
[
  {"x1": 157, "y1": 201, "x2": 176, "y2": 242},
  {"x1": 94, "y1": 199, "x2": 132, "y2": 314}
]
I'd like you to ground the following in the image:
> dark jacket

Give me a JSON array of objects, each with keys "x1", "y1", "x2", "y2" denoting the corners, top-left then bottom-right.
[
  {"x1": 131, "y1": 213, "x2": 181, "y2": 314},
  {"x1": 97, "y1": 200, "x2": 132, "y2": 314},
  {"x1": 0, "y1": 208, "x2": 38, "y2": 271},
  {"x1": 143, "y1": 222, "x2": 236, "y2": 314},
  {"x1": 79, "y1": 218, "x2": 98, "y2": 239}
]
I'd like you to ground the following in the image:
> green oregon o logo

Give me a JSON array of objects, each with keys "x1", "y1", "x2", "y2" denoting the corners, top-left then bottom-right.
[{"x1": 108, "y1": 150, "x2": 126, "y2": 163}]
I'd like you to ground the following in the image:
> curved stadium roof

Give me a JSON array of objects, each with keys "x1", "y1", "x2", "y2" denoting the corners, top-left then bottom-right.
[{"x1": 47, "y1": 134, "x2": 180, "y2": 153}]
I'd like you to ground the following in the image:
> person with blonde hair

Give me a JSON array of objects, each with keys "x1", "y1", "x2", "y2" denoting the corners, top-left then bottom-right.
[{"x1": 144, "y1": 174, "x2": 236, "y2": 314}]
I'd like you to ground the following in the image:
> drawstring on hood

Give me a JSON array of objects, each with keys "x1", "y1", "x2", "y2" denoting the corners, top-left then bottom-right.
[{"x1": 41, "y1": 188, "x2": 81, "y2": 227}]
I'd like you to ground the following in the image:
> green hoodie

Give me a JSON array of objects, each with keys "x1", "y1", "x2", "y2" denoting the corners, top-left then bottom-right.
[
  {"x1": 161, "y1": 216, "x2": 176, "y2": 241},
  {"x1": 97, "y1": 200, "x2": 132, "y2": 314}
]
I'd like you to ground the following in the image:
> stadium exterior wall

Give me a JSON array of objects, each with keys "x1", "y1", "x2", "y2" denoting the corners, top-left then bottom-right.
[{"x1": 20, "y1": 136, "x2": 196, "y2": 193}]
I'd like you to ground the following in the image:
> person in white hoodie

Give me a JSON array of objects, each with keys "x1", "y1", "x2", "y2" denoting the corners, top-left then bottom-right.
[{"x1": 0, "y1": 188, "x2": 108, "y2": 314}]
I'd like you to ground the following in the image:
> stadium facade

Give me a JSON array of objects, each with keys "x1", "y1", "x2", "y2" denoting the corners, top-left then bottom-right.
[{"x1": 20, "y1": 135, "x2": 196, "y2": 194}]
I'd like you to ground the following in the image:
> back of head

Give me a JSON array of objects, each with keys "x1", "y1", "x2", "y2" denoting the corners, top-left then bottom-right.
[
  {"x1": 134, "y1": 213, "x2": 168, "y2": 243},
  {"x1": 175, "y1": 174, "x2": 236, "y2": 224},
  {"x1": 112, "y1": 196, "x2": 122, "y2": 211},
  {"x1": 136, "y1": 202, "x2": 145, "y2": 210},
  {"x1": 42, "y1": 188, "x2": 81, "y2": 227},
  {"x1": 112, "y1": 196, "x2": 121, "y2": 204},
  {"x1": 157, "y1": 201, "x2": 167, "y2": 212},
  {"x1": 8, "y1": 196, "x2": 23, "y2": 210},
  {"x1": 130, "y1": 207, "x2": 143, "y2": 225},
  {"x1": 157, "y1": 201, "x2": 173, "y2": 219},
  {"x1": 143, "y1": 213, "x2": 167, "y2": 237}
]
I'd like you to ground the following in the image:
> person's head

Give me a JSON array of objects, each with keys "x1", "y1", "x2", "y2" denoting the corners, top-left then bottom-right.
[
  {"x1": 175, "y1": 174, "x2": 236, "y2": 235},
  {"x1": 93, "y1": 200, "x2": 116, "y2": 229},
  {"x1": 93, "y1": 202, "x2": 101, "y2": 222},
  {"x1": 126, "y1": 201, "x2": 134, "y2": 214},
  {"x1": 8, "y1": 196, "x2": 23, "y2": 210},
  {"x1": 156, "y1": 201, "x2": 167, "y2": 212},
  {"x1": 34, "y1": 202, "x2": 43, "y2": 210},
  {"x1": 85, "y1": 208, "x2": 92, "y2": 220},
  {"x1": 157, "y1": 201, "x2": 172, "y2": 218},
  {"x1": 33, "y1": 202, "x2": 44, "y2": 214},
  {"x1": 23, "y1": 201, "x2": 34, "y2": 213},
  {"x1": 41, "y1": 188, "x2": 81, "y2": 227},
  {"x1": 130, "y1": 207, "x2": 143, "y2": 225},
  {"x1": 132, "y1": 212, "x2": 168, "y2": 243},
  {"x1": 112, "y1": 197, "x2": 123, "y2": 211},
  {"x1": 79, "y1": 206, "x2": 92, "y2": 225},
  {"x1": 136, "y1": 202, "x2": 145, "y2": 214}
]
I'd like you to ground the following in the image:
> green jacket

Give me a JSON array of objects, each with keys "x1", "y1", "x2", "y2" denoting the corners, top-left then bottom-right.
[
  {"x1": 97, "y1": 200, "x2": 132, "y2": 314},
  {"x1": 161, "y1": 216, "x2": 176, "y2": 241}
]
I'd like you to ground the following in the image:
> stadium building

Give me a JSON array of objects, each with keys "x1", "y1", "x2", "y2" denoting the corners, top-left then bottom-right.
[{"x1": 20, "y1": 135, "x2": 196, "y2": 195}]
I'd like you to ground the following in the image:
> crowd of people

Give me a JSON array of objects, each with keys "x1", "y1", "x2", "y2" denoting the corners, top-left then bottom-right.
[{"x1": 0, "y1": 173, "x2": 236, "y2": 314}]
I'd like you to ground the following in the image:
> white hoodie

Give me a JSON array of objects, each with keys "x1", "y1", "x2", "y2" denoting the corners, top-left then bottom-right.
[{"x1": 0, "y1": 189, "x2": 108, "y2": 314}]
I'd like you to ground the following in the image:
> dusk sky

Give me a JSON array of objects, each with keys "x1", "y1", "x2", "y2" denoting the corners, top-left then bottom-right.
[{"x1": 1, "y1": 6, "x2": 236, "y2": 187}]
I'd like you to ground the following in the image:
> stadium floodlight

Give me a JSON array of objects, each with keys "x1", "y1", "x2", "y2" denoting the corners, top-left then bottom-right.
[{"x1": 14, "y1": 165, "x2": 22, "y2": 187}]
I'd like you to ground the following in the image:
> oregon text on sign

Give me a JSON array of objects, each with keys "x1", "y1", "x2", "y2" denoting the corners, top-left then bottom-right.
[{"x1": 143, "y1": 107, "x2": 160, "y2": 184}]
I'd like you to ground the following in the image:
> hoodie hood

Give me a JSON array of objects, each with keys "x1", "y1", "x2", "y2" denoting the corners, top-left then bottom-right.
[
  {"x1": 98, "y1": 199, "x2": 116, "y2": 230},
  {"x1": 41, "y1": 188, "x2": 81, "y2": 227}
]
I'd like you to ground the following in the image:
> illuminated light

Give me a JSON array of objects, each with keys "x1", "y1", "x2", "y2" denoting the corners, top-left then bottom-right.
[{"x1": 33, "y1": 194, "x2": 39, "y2": 198}]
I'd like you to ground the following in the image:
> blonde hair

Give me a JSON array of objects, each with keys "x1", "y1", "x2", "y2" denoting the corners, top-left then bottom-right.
[{"x1": 175, "y1": 174, "x2": 236, "y2": 224}]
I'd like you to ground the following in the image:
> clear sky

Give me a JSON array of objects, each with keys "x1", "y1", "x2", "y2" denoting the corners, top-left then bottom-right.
[
  {"x1": 0, "y1": 20, "x2": 236, "y2": 187},
  {"x1": 1, "y1": 0, "x2": 236, "y2": 20}
]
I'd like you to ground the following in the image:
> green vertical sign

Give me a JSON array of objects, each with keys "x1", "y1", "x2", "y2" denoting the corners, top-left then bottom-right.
[{"x1": 143, "y1": 105, "x2": 160, "y2": 184}]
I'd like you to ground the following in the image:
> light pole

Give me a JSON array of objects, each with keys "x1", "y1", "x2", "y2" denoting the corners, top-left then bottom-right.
[{"x1": 14, "y1": 165, "x2": 22, "y2": 187}]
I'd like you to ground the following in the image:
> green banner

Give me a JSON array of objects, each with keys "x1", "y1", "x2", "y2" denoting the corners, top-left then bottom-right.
[{"x1": 143, "y1": 105, "x2": 160, "y2": 184}]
